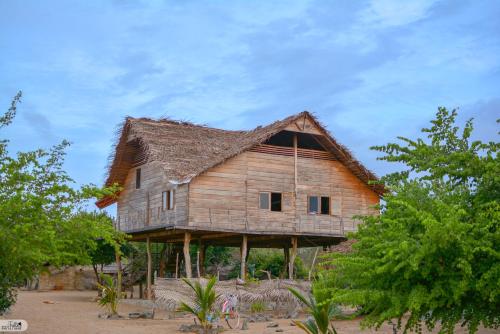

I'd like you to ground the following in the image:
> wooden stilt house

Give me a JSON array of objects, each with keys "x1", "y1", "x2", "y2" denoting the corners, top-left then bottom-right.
[{"x1": 96, "y1": 111, "x2": 382, "y2": 288}]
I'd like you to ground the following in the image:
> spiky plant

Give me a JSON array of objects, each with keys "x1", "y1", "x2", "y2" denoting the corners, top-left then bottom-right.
[
  {"x1": 96, "y1": 274, "x2": 119, "y2": 315},
  {"x1": 289, "y1": 287, "x2": 339, "y2": 334},
  {"x1": 178, "y1": 277, "x2": 219, "y2": 332}
]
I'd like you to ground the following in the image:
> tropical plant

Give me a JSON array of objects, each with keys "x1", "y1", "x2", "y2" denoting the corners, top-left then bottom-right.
[
  {"x1": 97, "y1": 274, "x2": 119, "y2": 315},
  {"x1": 318, "y1": 107, "x2": 499, "y2": 333},
  {"x1": 178, "y1": 277, "x2": 219, "y2": 332},
  {"x1": 289, "y1": 287, "x2": 339, "y2": 334},
  {"x1": 0, "y1": 92, "x2": 124, "y2": 314}
]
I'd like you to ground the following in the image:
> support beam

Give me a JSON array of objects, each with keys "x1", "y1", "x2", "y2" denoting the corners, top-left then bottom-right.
[
  {"x1": 240, "y1": 235, "x2": 248, "y2": 280},
  {"x1": 175, "y1": 252, "x2": 179, "y2": 279},
  {"x1": 283, "y1": 246, "x2": 290, "y2": 278},
  {"x1": 293, "y1": 133, "x2": 298, "y2": 194},
  {"x1": 183, "y1": 232, "x2": 192, "y2": 278},
  {"x1": 115, "y1": 246, "x2": 122, "y2": 300},
  {"x1": 288, "y1": 236, "x2": 298, "y2": 280},
  {"x1": 146, "y1": 237, "x2": 152, "y2": 300},
  {"x1": 196, "y1": 250, "x2": 200, "y2": 278},
  {"x1": 199, "y1": 241, "x2": 206, "y2": 277}
]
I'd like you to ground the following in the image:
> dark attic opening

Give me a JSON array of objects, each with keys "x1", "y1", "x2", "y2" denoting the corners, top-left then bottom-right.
[{"x1": 264, "y1": 130, "x2": 326, "y2": 151}]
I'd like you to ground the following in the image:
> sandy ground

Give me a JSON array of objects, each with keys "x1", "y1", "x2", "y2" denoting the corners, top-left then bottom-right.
[{"x1": 3, "y1": 291, "x2": 499, "y2": 334}]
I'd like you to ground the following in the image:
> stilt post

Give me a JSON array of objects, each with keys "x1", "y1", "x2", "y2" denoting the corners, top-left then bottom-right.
[
  {"x1": 146, "y1": 237, "x2": 152, "y2": 300},
  {"x1": 183, "y1": 232, "x2": 192, "y2": 278},
  {"x1": 240, "y1": 235, "x2": 248, "y2": 280},
  {"x1": 289, "y1": 237, "x2": 298, "y2": 280},
  {"x1": 283, "y1": 246, "x2": 290, "y2": 278},
  {"x1": 199, "y1": 241, "x2": 206, "y2": 277},
  {"x1": 175, "y1": 252, "x2": 179, "y2": 279}
]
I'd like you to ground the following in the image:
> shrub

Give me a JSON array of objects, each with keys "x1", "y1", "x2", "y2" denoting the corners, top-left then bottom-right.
[
  {"x1": 250, "y1": 301, "x2": 266, "y2": 313},
  {"x1": 97, "y1": 274, "x2": 119, "y2": 315},
  {"x1": 178, "y1": 277, "x2": 219, "y2": 332}
]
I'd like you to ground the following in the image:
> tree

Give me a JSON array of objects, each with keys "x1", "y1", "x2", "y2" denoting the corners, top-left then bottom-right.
[
  {"x1": 204, "y1": 246, "x2": 233, "y2": 277},
  {"x1": 0, "y1": 92, "x2": 122, "y2": 313},
  {"x1": 318, "y1": 108, "x2": 499, "y2": 333},
  {"x1": 83, "y1": 211, "x2": 132, "y2": 287}
]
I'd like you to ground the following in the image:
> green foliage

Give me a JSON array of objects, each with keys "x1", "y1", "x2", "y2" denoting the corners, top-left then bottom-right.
[
  {"x1": 96, "y1": 274, "x2": 119, "y2": 315},
  {"x1": 178, "y1": 277, "x2": 219, "y2": 331},
  {"x1": 239, "y1": 249, "x2": 307, "y2": 279},
  {"x1": 250, "y1": 301, "x2": 266, "y2": 313},
  {"x1": 318, "y1": 107, "x2": 499, "y2": 333},
  {"x1": 204, "y1": 246, "x2": 233, "y2": 272},
  {"x1": 0, "y1": 92, "x2": 125, "y2": 314},
  {"x1": 289, "y1": 287, "x2": 339, "y2": 334}
]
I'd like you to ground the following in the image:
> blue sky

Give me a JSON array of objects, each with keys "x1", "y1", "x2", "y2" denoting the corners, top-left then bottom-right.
[{"x1": 1, "y1": 0, "x2": 499, "y2": 191}]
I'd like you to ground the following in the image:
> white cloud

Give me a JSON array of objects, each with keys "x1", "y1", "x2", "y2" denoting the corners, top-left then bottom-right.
[{"x1": 360, "y1": 0, "x2": 438, "y2": 28}]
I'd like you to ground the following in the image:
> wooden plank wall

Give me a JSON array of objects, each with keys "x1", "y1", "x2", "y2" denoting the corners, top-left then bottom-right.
[
  {"x1": 188, "y1": 150, "x2": 379, "y2": 235},
  {"x1": 116, "y1": 161, "x2": 188, "y2": 232}
]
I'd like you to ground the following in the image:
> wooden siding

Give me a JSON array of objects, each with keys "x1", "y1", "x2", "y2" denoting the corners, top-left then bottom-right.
[
  {"x1": 188, "y1": 150, "x2": 379, "y2": 235},
  {"x1": 116, "y1": 161, "x2": 188, "y2": 232}
]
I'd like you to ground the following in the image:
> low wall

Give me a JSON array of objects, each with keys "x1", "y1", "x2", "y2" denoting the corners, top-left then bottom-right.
[
  {"x1": 37, "y1": 266, "x2": 96, "y2": 291},
  {"x1": 154, "y1": 278, "x2": 311, "y2": 312}
]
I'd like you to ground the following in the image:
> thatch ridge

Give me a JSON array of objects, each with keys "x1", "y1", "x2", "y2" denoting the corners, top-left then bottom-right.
[{"x1": 98, "y1": 111, "x2": 383, "y2": 208}]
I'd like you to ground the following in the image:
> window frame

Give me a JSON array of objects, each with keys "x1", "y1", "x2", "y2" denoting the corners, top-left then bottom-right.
[
  {"x1": 162, "y1": 190, "x2": 175, "y2": 211},
  {"x1": 258, "y1": 191, "x2": 282, "y2": 212},
  {"x1": 308, "y1": 195, "x2": 331, "y2": 215},
  {"x1": 270, "y1": 192, "x2": 282, "y2": 212},
  {"x1": 259, "y1": 192, "x2": 270, "y2": 210}
]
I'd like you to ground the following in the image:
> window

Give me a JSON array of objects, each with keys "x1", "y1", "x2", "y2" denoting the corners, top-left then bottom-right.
[
  {"x1": 135, "y1": 168, "x2": 141, "y2": 189},
  {"x1": 259, "y1": 192, "x2": 282, "y2": 212},
  {"x1": 308, "y1": 195, "x2": 331, "y2": 215},
  {"x1": 271, "y1": 192, "x2": 282, "y2": 212},
  {"x1": 321, "y1": 196, "x2": 330, "y2": 215},
  {"x1": 308, "y1": 196, "x2": 319, "y2": 214},
  {"x1": 162, "y1": 190, "x2": 175, "y2": 210},
  {"x1": 259, "y1": 192, "x2": 270, "y2": 210}
]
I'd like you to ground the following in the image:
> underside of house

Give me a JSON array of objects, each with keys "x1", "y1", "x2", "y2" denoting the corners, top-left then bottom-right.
[{"x1": 96, "y1": 111, "x2": 383, "y2": 291}]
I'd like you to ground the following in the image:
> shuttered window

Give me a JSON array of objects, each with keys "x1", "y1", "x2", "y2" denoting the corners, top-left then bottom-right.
[
  {"x1": 259, "y1": 192, "x2": 270, "y2": 210},
  {"x1": 162, "y1": 190, "x2": 175, "y2": 210},
  {"x1": 308, "y1": 195, "x2": 331, "y2": 215},
  {"x1": 259, "y1": 192, "x2": 282, "y2": 212},
  {"x1": 308, "y1": 196, "x2": 319, "y2": 214}
]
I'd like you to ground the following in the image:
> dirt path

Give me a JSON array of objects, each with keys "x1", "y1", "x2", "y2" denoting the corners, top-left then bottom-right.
[{"x1": 3, "y1": 291, "x2": 498, "y2": 334}]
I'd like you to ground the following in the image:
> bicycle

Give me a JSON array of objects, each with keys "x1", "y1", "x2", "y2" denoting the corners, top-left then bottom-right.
[{"x1": 221, "y1": 294, "x2": 240, "y2": 329}]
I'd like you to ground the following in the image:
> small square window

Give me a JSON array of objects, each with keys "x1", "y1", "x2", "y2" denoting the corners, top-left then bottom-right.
[
  {"x1": 259, "y1": 192, "x2": 270, "y2": 210},
  {"x1": 308, "y1": 196, "x2": 319, "y2": 214},
  {"x1": 271, "y1": 192, "x2": 282, "y2": 212},
  {"x1": 135, "y1": 168, "x2": 141, "y2": 189}
]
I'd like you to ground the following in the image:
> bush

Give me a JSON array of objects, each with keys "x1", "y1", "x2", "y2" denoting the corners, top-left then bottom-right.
[
  {"x1": 250, "y1": 301, "x2": 266, "y2": 313},
  {"x1": 229, "y1": 249, "x2": 308, "y2": 279}
]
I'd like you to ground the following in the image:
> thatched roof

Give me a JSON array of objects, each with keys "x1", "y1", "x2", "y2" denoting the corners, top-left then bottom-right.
[{"x1": 97, "y1": 111, "x2": 383, "y2": 208}]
